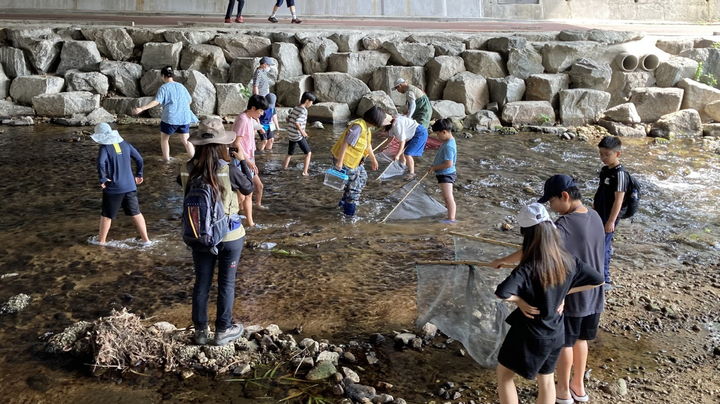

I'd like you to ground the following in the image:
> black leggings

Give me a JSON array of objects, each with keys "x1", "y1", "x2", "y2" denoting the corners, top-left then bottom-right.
[{"x1": 225, "y1": 0, "x2": 245, "y2": 19}]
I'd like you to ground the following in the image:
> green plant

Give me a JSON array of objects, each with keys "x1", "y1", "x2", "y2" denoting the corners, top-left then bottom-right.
[
  {"x1": 537, "y1": 113, "x2": 552, "y2": 125},
  {"x1": 694, "y1": 62, "x2": 719, "y2": 87},
  {"x1": 712, "y1": 41, "x2": 720, "y2": 49},
  {"x1": 239, "y1": 83, "x2": 252, "y2": 99}
]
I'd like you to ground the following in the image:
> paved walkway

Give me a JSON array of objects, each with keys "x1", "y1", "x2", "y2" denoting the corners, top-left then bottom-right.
[{"x1": 1, "y1": 11, "x2": 719, "y2": 36}]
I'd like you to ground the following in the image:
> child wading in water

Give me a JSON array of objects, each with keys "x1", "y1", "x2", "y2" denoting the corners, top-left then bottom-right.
[
  {"x1": 258, "y1": 93, "x2": 279, "y2": 153},
  {"x1": 428, "y1": 118, "x2": 457, "y2": 223},
  {"x1": 494, "y1": 203, "x2": 604, "y2": 404},
  {"x1": 283, "y1": 91, "x2": 315, "y2": 176},
  {"x1": 92, "y1": 123, "x2": 150, "y2": 245}
]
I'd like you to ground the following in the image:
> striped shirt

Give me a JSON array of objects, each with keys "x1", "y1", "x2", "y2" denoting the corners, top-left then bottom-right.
[
  {"x1": 252, "y1": 68, "x2": 271, "y2": 96},
  {"x1": 287, "y1": 106, "x2": 308, "y2": 141}
]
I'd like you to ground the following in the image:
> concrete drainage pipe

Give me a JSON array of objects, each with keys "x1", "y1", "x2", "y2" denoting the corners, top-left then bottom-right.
[
  {"x1": 640, "y1": 54, "x2": 660, "y2": 71},
  {"x1": 614, "y1": 53, "x2": 639, "y2": 72}
]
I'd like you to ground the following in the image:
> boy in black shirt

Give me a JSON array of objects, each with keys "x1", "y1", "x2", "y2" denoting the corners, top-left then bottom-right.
[{"x1": 593, "y1": 136, "x2": 629, "y2": 287}]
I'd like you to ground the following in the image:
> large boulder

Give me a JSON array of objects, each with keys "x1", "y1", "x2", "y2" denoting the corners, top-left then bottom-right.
[
  {"x1": 0, "y1": 65, "x2": 9, "y2": 99},
  {"x1": 464, "y1": 110, "x2": 501, "y2": 131},
  {"x1": 443, "y1": 71, "x2": 489, "y2": 114},
  {"x1": 569, "y1": 58, "x2": 612, "y2": 91},
  {"x1": 461, "y1": 50, "x2": 506, "y2": 79},
  {"x1": 215, "y1": 83, "x2": 248, "y2": 116},
  {"x1": 275, "y1": 75, "x2": 313, "y2": 107},
  {"x1": 214, "y1": 34, "x2": 272, "y2": 60},
  {"x1": 607, "y1": 71, "x2": 656, "y2": 107},
  {"x1": 486, "y1": 37, "x2": 527, "y2": 57},
  {"x1": 163, "y1": 30, "x2": 215, "y2": 45},
  {"x1": 32, "y1": 91, "x2": 100, "y2": 117},
  {"x1": 127, "y1": 28, "x2": 166, "y2": 46},
  {"x1": 300, "y1": 38, "x2": 339, "y2": 75},
  {"x1": 431, "y1": 100, "x2": 467, "y2": 119},
  {"x1": 408, "y1": 34, "x2": 468, "y2": 56},
  {"x1": 425, "y1": 56, "x2": 466, "y2": 100},
  {"x1": 228, "y1": 57, "x2": 278, "y2": 87},
  {"x1": 328, "y1": 51, "x2": 391, "y2": 82},
  {"x1": 81, "y1": 28, "x2": 134, "y2": 61},
  {"x1": 654, "y1": 56, "x2": 698, "y2": 87},
  {"x1": 676, "y1": 78, "x2": 720, "y2": 122},
  {"x1": 501, "y1": 101, "x2": 555, "y2": 127},
  {"x1": 487, "y1": 76, "x2": 525, "y2": 110},
  {"x1": 186, "y1": 70, "x2": 217, "y2": 116},
  {"x1": 65, "y1": 71, "x2": 109, "y2": 96},
  {"x1": 507, "y1": 46, "x2": 544, "y2": 80},
  {"x1": 102, "y1": 97, "x2": 160, "y2": 116},
  {"x1": 679, "y1": 48, "x2": 720, "y2": 80},
  {"x1": 655, "y1": 39, "x2": 694, "y2": 56},
  {"x1": 140, "y1": 69, "x2": 189, "y2": 97},
  {"x1": 312, "y1": 72, "x2": 370, "y2": 111},
  {"x1": 56, "y1": 41, "x2": 103, "y2": 75},
  {"x1": 271, "y1": 42, "x2": 303, "y2": 80},
  {"x1": 0, "y1": 100, "x2": 35, "y2": 118},
  {"x1": 540, "y1": 42, "x2": 601, "y2": 73},
  {"x1": 704, "y1": 100, "x2": 720, "y2": 122},
  {"x1": 371, "y1": 66, "x2": 425, "y2": 106},
  {"x1": 141, "y1": 42, "x2": 183, "y2": 70},
  {"x1": 11, "y1": 32, "x2": 62, "y2": 74},
  {"x1": 362, "y1": 33, "x2": 409, "y2": 51},
  {"x1": 329, "y1": 32, "x2": 364, "y2": 52},
  {"x1": 180, "y1": 44, "x2": 229, "y2": 83},
  {"x1": 356, "y1": 90, "x2": 397, "y2": 117},
  {"x1": 557, "y1": 29, "x2": 642, "y2": 45},
  {"x1": 649, "y1": 109, "x2": 703, "y2": 138},
  {"x1": 308, "y1": 102, "x2": 351, "y2": 123},
  {"x1": 629, "y1": 87, "x2": 684, "y2": 123},
  {"x1": 382, "y1": 42, "x2": 435, "y2": 66},
  {"x1": 597, "y1": 119, "x2": 647, "y2": 137},
  {"x1": 0, "y1": 47, "x2": 32, "y2": 78},
  {"x1": 99, "y1": 61, "x2": 143, "y2": 98},
  {"x1": 559, "y1": 89, "x2": 611, "y2": 126},
  {"x1": 602, "y1": 103, "x2": 642, "y2": 124},
  {"x1": 9, "y1": 75, "x2": 65, "y2": 105},
  {"x1": 525, "y1": 73, "x2": 570, "y2": 107}
]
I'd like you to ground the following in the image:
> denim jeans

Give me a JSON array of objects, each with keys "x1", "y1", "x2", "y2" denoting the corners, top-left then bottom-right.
[
  {"x1": 192, "y1": 237, "x2": 244, "y2": 332},
  {"x1": 340, "y1": 164, "x2": 368, "y2": 216},
  {"x1": 225, "y1": 0, "x2": 245, "y2": 19},
  {"x1": 603, "y1": 232, "x2": 614, "y2": 283}
]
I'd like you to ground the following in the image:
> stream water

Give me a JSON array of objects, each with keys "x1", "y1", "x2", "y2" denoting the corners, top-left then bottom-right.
[{"x1": 0, "y1": 123, "x2": 718, "y2": 402}]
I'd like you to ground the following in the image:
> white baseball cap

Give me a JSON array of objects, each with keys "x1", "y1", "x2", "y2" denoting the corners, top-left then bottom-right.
[
  {"x1": 393, "y1": 78, "x2": 406, "y2": 88},
  {"x1": 517, "y1": 203, "x2": 553, "y2": 228}
]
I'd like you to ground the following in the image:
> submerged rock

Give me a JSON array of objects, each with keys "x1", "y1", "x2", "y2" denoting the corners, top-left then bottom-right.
[{"x1": 0, "y1": 293, "x2": 31, "y2": 314}]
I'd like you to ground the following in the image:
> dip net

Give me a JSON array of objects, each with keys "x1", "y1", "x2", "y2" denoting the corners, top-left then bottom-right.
[
  {"x1": 382, "y1": 177, "x2": 447, "y2": 221},
  {"x1": 416, "y1": 234, "x2": 517, "y2": 367}
]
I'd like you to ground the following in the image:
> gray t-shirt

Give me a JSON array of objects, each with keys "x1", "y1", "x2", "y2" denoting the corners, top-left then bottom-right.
[
  {"x1": 555, "y1": 208, "x2": 606, "y2": 317},
  {"x1": 252, "y1": 68, "x2": 271, "y2": 96}
]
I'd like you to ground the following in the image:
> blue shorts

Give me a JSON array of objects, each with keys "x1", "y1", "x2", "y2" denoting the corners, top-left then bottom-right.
[
  {"x1": 404, "y1": 125, "x2": 428, "y2": 157},
  {"x1": 160, "y1": 122, "x2": 190, "y2": 135}
]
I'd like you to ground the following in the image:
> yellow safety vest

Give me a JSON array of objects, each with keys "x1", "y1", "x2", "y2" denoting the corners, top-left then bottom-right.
[{"x1": 331, "y1": 119, "x2": 371, "y2": 169}]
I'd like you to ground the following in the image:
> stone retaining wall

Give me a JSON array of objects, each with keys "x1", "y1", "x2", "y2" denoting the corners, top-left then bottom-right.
[{"x1": 2, "y1": 23, "x2": 720, "y2": 139}]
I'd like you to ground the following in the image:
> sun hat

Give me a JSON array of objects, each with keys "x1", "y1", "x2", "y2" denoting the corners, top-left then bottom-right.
[
  {"x1": 91, "y1": 123, "x2": 124, "y2": 145},
  {"x1": 393, "y1": 78, "x2": 407, "y2": 89},
  {"x1": 517, "y1": 203, "x2": 553, "y2": 228},
  {"x1": 188, "y1": 118, "x2": 236, "y2": 146},
  {"x1": 259, "y1": 56, "x2": 276, "y2": 66},
  {"x1": 537, "y1": 175, "x2": 577, "y2": 203}
]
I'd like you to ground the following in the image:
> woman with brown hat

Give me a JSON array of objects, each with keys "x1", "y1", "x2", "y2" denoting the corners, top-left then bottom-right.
[{"x1": 179, "y1": 118, "x2": 253, "y2": 346}]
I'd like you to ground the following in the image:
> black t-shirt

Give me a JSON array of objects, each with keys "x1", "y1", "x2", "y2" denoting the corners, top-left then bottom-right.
[
  {"x1": 593, "y1": 164, "x2": 629, "y2": 225},
  {"x1": 495, "y1": 257, "x2": 604, "y2": 339}
]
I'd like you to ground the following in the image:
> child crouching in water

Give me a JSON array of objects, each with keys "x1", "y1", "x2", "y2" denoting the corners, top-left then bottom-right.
[
  {"x1": 494, "y1": 203, "x2": 604, "y2": 404},
  {"x1": 428, "y1": 118, "x2": 457, "y2": 223}
]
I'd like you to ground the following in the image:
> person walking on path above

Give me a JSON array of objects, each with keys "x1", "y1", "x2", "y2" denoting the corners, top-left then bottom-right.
[
  {"x1": 268, "y1": 0, "x2": 302, "y2": 24},
  {"x1": 133, "y1": 66, "x2": 198, "y2": 162},
  {"x1": 180, "y1": 118, "x2": 254, "y2": 347},
  {"x1": 252, "y1": 57, "x2": 274, "y2": 97},
  {"x1": 224, "y1": 0, "x2": 245, "y2": 23},
  {"x1": 92, "y1": 123, "x2": 150, "y2": 245},
  {"x1": 393, "y1": 78, "x2": 432, "y2": 129}
]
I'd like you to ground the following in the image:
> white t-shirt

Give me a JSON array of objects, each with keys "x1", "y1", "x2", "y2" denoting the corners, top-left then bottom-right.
[{"x1": 390, "y1": 115, "x2": 419, "y2": 142}]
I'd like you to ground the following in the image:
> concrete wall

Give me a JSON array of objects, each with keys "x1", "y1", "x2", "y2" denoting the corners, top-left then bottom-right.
[{"x1": 0, "y1": 0, "x2": 718, "y2": 22}]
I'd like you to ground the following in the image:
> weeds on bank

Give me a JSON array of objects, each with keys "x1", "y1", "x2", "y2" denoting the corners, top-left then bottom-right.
[
  {"x1": 695, "y1": 62, "x2": 719, "y2": 87},
  {"x1": 225, "y1": 362, "x2": 331, "y2": 404}
]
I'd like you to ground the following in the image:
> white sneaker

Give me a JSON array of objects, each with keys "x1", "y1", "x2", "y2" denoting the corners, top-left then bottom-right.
[{"x1": 214, "y1": 323, "x2": 244, "y2": 346}]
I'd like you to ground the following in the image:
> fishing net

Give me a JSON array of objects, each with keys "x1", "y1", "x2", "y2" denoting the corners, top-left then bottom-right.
[
  {"x1": 416, "y1": 235, "x2": 517, "y2": 367},
  {"x1": 376, "y1": 159, "x2": 407, "y2": 181},
  {"x1": 383, "y1": 179, "x2": 447, "y2": 221}
]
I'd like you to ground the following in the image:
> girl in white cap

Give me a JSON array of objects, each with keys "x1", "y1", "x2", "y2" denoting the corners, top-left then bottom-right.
[{"x1": 493, "y1": 203, "x2": 604, "y2": 404}]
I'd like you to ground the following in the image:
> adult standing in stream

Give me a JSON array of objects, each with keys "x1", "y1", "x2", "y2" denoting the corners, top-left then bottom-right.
[
  {"x1": 133, "y1": 66, "x2": 198, "y2": 162},
  {"x1": 393, "y1": 78, "x2": 432, "y2": 129}
]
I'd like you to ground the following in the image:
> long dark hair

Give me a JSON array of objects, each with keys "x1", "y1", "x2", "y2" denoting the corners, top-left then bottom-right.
[
  {"x1": 185, "y1": 144, "x2": 231, "y2": 197},
  {"x1": 519, "y1": 221, "x2": 572, "y2": 289}
]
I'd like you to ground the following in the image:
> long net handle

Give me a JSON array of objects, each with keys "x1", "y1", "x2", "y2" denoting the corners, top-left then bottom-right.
[
  {"x1": 372, "y1": 137, "x2": 389, "y2": 153},
  {"x1": 448, "y1": 231, "x2": 521, "y2": 248},
  {"x1": 416, "y1": 260, "x2": 515, "y2": 268},
  {"x1": 381, "y1": 170, "x2": 430, "y2": 223}
]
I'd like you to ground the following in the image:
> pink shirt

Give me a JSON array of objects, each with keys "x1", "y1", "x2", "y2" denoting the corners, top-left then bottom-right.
[{"x1": 232, "y1": 112, "x2": 256, "y2": 161}]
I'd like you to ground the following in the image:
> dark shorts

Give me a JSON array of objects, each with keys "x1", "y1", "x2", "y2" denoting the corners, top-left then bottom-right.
[
  {"x1": 102, "y1": 191, "x2": 141, "y2": 219},
  {"x1": 498, "y1": 327, "x2": 563, "y2": 380},
  {"x1": 160, "y1": 121, "x2": 190, "y2": 135},
  {"x1": 436, "y1": 173, "x2": 457, "y2": 184},
  {"x1": 563, "y1": 313, "x2": 601, "y2": 347},
  {"x1": 259, "y1": 129, "x2": 275, "y2": 141},
  {"x1": 276, "y1": 0, "x2": 295, "y2": 6},
  {"x1": 288, "y1": 138, "x2": 311, "y2": 155}
]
